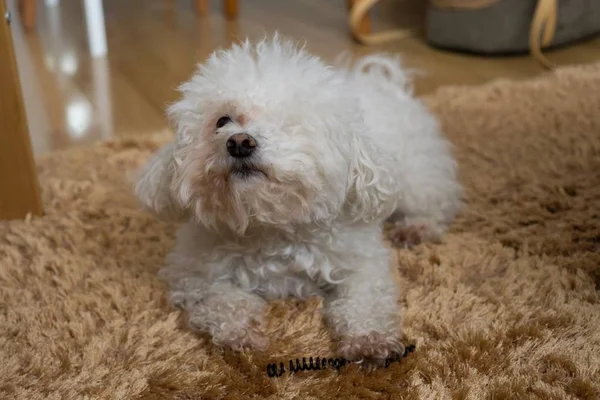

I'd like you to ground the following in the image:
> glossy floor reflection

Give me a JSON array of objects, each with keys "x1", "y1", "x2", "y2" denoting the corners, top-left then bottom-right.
[{"x1": 10, "y1": 0, "x2": 600, "y2": 155}]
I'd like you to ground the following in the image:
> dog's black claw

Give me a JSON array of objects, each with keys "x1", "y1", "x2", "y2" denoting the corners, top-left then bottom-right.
[{"x1": 404, "y1": 344, "x2": 416, "y2": 356}]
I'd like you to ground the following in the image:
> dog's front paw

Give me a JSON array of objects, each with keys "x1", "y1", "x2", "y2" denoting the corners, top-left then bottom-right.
[
  {"x1": 338, "y1": 332, "x2": 405, "y2": 370},
  {"x1": 183, "y1": 292, "x2": 269, "y2": 352},
  {"x1": 166, "y1": 278, "x2": 269, "y2": 351},
  {"x1": 197, "y1": 317, "x2": 269, "y2": 352}
]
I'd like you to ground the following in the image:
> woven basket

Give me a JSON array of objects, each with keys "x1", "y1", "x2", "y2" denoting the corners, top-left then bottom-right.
[{"x1": 349, "y1": 0, "x2": 600, "y2": 69}]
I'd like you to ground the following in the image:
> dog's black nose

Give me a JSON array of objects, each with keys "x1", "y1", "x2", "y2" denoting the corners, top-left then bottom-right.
[{"x1": 226, "y1": 133, "x2": 256, "y2": 158}]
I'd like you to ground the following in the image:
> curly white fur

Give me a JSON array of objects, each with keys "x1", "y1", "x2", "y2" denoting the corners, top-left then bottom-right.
[{"x1": 135, "y1": 35, "x2": 461, "y2": 364}]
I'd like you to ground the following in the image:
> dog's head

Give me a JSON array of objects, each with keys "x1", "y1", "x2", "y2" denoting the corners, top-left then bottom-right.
[{"x1": 135, "y1": 37, "x2": 398, "y2": 233}]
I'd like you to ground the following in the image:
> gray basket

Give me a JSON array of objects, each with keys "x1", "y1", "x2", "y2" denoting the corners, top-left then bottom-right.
[{"x1": 426, "y1": 0, "x2": 600, "y2": 55}]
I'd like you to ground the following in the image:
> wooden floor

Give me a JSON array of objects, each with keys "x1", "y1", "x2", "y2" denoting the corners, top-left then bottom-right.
[{"x1": 9, "y1": 0, "x2": 600, "y2": 155}]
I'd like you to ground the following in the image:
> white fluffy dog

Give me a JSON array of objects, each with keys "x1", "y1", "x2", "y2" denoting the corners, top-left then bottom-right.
[{"x1": 135, "y1": 36, "x2": 461, "y2": 365}]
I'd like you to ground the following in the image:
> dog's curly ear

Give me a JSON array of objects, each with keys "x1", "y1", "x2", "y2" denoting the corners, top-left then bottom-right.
[
  {"x1": 134, "y1": 142, "x2": 186, "y2": 221},
  {"x1": 344, "y1": 134, "x2": 399, "y2": 222}
]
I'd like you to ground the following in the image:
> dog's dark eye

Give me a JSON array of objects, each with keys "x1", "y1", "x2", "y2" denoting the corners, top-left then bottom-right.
[{"x1": 216, "y1": 116, "x2": 232, "y2": 129}]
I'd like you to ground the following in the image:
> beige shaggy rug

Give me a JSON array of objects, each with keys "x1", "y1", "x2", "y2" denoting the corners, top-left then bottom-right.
[{"x1": 2, "y1": 62, "x2": 600, "y2": 400}]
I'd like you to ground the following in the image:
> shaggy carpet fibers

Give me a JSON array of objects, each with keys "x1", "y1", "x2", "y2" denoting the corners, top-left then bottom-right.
[{"x1": 2, "y1": 62, "x2": 600, "y2": 400}]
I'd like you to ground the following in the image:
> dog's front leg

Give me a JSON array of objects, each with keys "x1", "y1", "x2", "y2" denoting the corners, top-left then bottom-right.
[
  {"x1": 165, "y1": 274, "x2": 268, "y2": 351},
  {"x1": 323, "y1": 255, "x2": 404, "y2": 367}
]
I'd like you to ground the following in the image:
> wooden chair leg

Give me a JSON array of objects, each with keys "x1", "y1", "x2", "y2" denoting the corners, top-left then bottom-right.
[
  {"x1": 347, "y1": 0, "x2": 371, "y2": 36},
  {"x1": 19, "y1": 0, "x2": 37, "y2": 32},
  {"x1": 223, "y1": 0, "x2": 237, "y2": 19},
  {"x1": 195, "y1": 0, "x2": 238, "y2": 18},
  {"x1": 0, "y1": 0, "x2": 43, "y2": 220},
  {"x1": 195, "y1": 0, "x2": 208, "y2": 15}
]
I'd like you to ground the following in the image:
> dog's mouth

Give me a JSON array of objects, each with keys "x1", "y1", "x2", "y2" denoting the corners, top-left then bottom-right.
[{"x1": 229, "y1": 163, "x2": 267, "y2": 179}]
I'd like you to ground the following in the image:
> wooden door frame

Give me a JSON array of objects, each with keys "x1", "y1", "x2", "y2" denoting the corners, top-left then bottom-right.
[{"x1": 0, "y1": 0, "x2": 43, "y2": 220}]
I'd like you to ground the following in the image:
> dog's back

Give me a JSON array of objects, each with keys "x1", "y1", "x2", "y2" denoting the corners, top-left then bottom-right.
[{"x1": 344, "y1": 54, "x2": 462, "y2": 234}]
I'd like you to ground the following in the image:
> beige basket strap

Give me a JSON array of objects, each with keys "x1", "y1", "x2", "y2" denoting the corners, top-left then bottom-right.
[
  {"x1": 350, "y1": 0, "x2": 558, "y2": 69},
  {"x1": 529, "y1": 0, "x2": 558, "y2": 69},
  {"x1": 349, "y1": 0, "x2": 419, "y2": 45}
]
